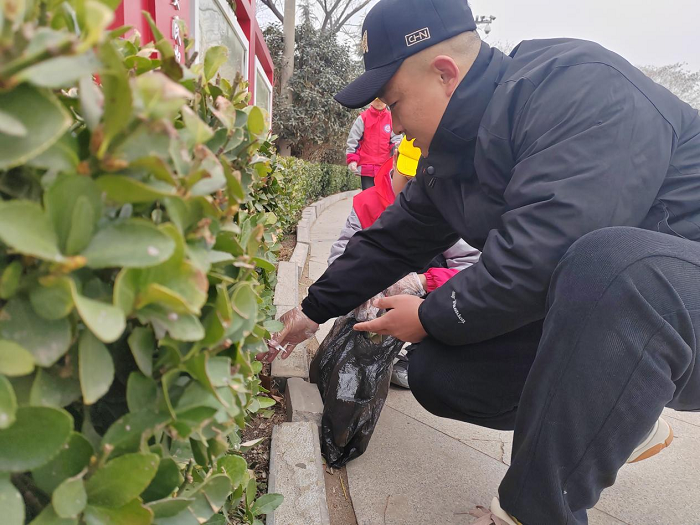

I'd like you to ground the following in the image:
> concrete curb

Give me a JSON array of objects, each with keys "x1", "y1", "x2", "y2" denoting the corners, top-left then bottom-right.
[
  {"x1": 268, "y1": 190, "x2": 358, "y2": 525},
  {"x1": 268, "y1": 422, "x2": 330, "y2": 525},
  {"x1": 271, "y1": 190, "x2": 359, "y2": 388}
]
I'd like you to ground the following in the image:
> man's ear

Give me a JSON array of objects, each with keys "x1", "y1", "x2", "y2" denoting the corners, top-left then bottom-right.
[{"x1": 431, "y1": 55, "x2": 461, "y2": 97}]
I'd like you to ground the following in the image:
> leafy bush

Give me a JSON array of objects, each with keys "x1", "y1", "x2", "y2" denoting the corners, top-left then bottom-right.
[
  {"x1": 0, "y1": 2, "x2": 288, "y2": 524},
  {"x1": 259, "y1": 157, "x2": 360, "y2": 234},
  {"x1": 264, "y1": 18, "x2": 361, "y2": 163}
]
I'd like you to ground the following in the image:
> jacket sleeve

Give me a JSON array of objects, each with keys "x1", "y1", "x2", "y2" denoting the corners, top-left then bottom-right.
[
  {"x1": 346, "y1": 116, "x2": 364, "y2": 164},
  {"x1": 302, "y1": 176, "x2": 459, "y2": 324},
  {"x1": 442, "y1": 239, "x2": 480, "y2": 270},
  {"x1": 419, "y1": 63, "x2": 675, "y2": 345},
  {"x1": 327, "y1": 209, "x2": 362, "y2": 266},
  {"x1": 424, "y1": 268, "x2": 459, "y2": 292}
]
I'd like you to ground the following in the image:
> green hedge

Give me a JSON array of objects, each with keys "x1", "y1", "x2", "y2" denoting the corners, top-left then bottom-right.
[
  {"x1": 257, "y1": 157, "x2": 360, "y2": 235},
  {"x1": 0, "y1": 3, "x2": 286, "y2": 524}
]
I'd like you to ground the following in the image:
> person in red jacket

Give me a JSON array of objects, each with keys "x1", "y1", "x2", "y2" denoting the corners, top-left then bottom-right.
[
  {"x1": 346, "y1": 98, "x2": 402, "y2": 190},
  {"x1": 330, "y1": 137, "x2": 481, "y2": 387}
]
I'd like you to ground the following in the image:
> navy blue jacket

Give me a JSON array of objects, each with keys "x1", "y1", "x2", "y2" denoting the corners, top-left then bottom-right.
[{"x1": 302, "y1": 39, "x2": 700, "y2": 345}]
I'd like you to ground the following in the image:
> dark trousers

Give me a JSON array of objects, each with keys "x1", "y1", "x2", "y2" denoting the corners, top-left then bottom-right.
[
  {"x1": 408, "y1": 227, "x2": 700, "y2": 524},
  {"x1": 360, "y1": 175, "x2": 375, "y2": 190}
]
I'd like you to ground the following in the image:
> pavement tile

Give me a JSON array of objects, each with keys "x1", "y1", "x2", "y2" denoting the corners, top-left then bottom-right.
[
  {"x1": 386, "y1": 388, "x2": 513, "y2": 465},
  {"x1": 663, "y1": 407, "x2": 700, "y2": 428},
  {"x1": 346, "y1": 406, "x2": 507, "y2": 525},
  {"x1": 309, "y1": 260, "x2": 327, "y2": 281},
  {"x1": 596, "y1": 416, "x2": 700, "y2": 524},
  {"x1": 315, "y1": 318, "x2": 336, "y2": 346},
  {"x1": 310, "y1": 240, "x2": 335, "y2": 263}
]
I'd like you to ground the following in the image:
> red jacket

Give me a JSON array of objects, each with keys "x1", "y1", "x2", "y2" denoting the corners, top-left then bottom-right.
[{"x1": 346, "y1": 107, "x2": 396, "y2": 167}]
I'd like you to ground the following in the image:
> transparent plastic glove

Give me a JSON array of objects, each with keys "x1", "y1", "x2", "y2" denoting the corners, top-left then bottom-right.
[
  {"x1": 348, "y1": 161, "x2": 358, "y2": 173},
  {"x1": 384, "y1": 272, "x2": 426, "y2": 297},
  {"x1": 351, "y1": 292, "x2": 385, "y2": 322},
  {"x1": 257, "y1": 307, "x2": 319, "y2": 363}
]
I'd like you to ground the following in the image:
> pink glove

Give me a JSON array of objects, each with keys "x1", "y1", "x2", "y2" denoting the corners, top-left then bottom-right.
[{"x1": 257, "y1": 307, "x2": 319, "y2": 363}]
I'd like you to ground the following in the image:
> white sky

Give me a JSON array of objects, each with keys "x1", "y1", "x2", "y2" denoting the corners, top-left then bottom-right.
[
  {"x1": 468, "y1": 0, "x2": 700, "y2": 70},
  {"x1": 257, "y1": 0, "x2": 700, "y2": 70}
]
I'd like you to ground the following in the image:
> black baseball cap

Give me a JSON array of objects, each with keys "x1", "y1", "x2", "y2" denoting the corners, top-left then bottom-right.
[{"x1": 334, "y1": 0, "x2": 477, "y2": 109}]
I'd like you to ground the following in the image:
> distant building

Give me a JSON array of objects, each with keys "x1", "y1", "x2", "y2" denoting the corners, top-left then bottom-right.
[{"x1": 112, "y1": 0, "x2": 274, "y2": 117}]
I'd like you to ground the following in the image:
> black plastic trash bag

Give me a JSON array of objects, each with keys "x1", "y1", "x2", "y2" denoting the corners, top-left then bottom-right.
[{"x1": 309, "y1": 316, "x2": 404, "y2": 468}]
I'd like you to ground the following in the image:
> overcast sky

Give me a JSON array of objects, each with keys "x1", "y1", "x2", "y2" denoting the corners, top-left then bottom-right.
[
  {"x1": 467, "y1": 0, "x2": 700, "y2": 69},
  {"x1": 258, "y1": 0, "x2": 700, "y2": 70}
]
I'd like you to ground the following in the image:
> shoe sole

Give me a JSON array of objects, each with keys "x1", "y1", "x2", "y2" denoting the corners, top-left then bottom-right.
[{"x1": 628, "y1": 426, "x2": 674, "y2": 463}]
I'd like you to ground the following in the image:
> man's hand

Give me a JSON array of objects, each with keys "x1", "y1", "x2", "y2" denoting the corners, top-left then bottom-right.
[
  {"x1": 353, "y1": 295, "x2": 428, "y2": 343},
  {"x1": 348, "y1": 161, "x2": 358, "y2": 173},
  {"x1": 256, "y1": 307, "x2": 319, "y2": 363}
]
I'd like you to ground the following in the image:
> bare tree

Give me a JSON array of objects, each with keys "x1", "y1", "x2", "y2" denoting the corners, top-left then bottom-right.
[
  {"x1": 640, "y1": 63, "x2": 700, "y2": 109},
  {"x1": 259, "y1": 0, "x2": 371, "y2": 36}
]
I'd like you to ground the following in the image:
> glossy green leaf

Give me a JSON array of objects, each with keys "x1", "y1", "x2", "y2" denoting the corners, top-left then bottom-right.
[
  {"x1": 33, "y1": 432, "x2": 94, "y2": 494},
  {"x1": 181, "y1": 106, "x2": 214, "y2": 145},
  {"x1": 0, "y1": 261, "x2": 22, "y2": 300},
  {"x1": 0, "y1": 298, "x2": 71, "y2": 367},
  {"x1": 101, "y1": 410, "x2": 169, "y2": 457},
  {"x1": 29, "y1": 367, "x2": 81, "y2": 408},
  {"x1": 29, "y1": 278, "x2": 73, "y2": 320},
  {"x1": 0, "y1": 476, "x2": 24, "y2": 525},
  {"x1": 70, "y1": 281, "x2": 126, "y2": 343},
  {"x1": 29, "y1": 505, "x2": 78, "y2": 524},
  {"x1": 0, "y1": 340, "x2": 35, "y2": 377},
  {"x1": 203, "y1": 46, "x2": 228, "y2": 82},
  {"x1": 0, "y1": 109, "x2": 26, "y2": 137},
  {"x1": 99, "y1": 40, "x2": 133, "y2": 154},
  {"x1": 0, "y1": 406, "x2": 72, "y2": 472},
  {"x1": 84, "y1": 499, "x2": 153, "y2": 525},
  {"x1": 0, "y1": 85, "x2": 71, "y2": 169},
  {"x1": 127, "y1": 327, "x2": 154, "y2": 377},
  {"x1": 0, "y1": 201, "x2": 64, "y2": 262},
  {"x1": 217, "y1": 454, "x2": 247, "y2": 490},
  {"x1": 252, "y1": 257, "x2": 275, "y2": 272},
  {"x1": 247, "y1": 106, "x2": 266, "y2": 136},
  {"x1": 146, "y1": 497, "x2": 194, "y2": 519},
  {"x1": 252, "y1": 493, "x2": 283, "y2": 516},
  {"x1": 138, "y1": 306, "x2": 205, "y2": 342},
  {"x1": 85, "y1": 452, "x2": 159, "y2": 508},
  {"x1": 133, "y1": 72, "x2": 192, "y2": 120},
  {"x1": 126, "y1": 372, "x2": 157, "y2": 412},
  {"x1": 52, "y1": 475, "x2": 87, "y2": 518},
  {"x1": 96, "y1": 176, "x2": 177, "y2": 204},
  {"x1": 78, "y1": 331, "x2": 115, "y2": 405},
  {"x1": 45, "y1": 175, "x2": 103, "y2": 256},
  {"x1": 82, "y1": 220, "x2": 176, "y2": 269},
  {"x1": 16, "y1": 52, "x2": 101, "y2": 88},
  {"x1": 141, "y1": 457, "x2": 182, "y2": 502},
  {"x1": 79, "y1": 75, "x2": 103, "y2": 131},
  {"x1": 26, "y1": 132, "x2": 79, "y2": 174},
  {"x1": 0, "y1": 376, "x2": 17, "y2": 429},
  {"x1": 228, "y1": 283, "x2": 258, "y2": 339},
  {"x1": 180, "y1": 474, "x2": 230, "y2": 523}
]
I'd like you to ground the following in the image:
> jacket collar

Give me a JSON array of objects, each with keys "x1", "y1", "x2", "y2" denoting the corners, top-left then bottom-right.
[{"x1": 421, "y1": 42, "x2": 509, "y2": 179}]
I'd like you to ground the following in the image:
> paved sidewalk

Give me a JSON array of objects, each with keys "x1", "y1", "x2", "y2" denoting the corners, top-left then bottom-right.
[{"x1": 309, "y1": 196, "x2": 700, "y2": 525}]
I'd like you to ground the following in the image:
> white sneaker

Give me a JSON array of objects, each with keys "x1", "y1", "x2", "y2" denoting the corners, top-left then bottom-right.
[
  {"x1": 470, "y1": 497, "x2": 519, "y2": 525},
  {"x1": 626, "y1": 417, "x2": 673, "y2": 464}
]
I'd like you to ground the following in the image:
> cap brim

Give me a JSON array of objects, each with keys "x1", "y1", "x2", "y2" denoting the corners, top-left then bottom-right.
[{"x1": 334, "y1": 60, "x2": 404, "y2": 109}]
